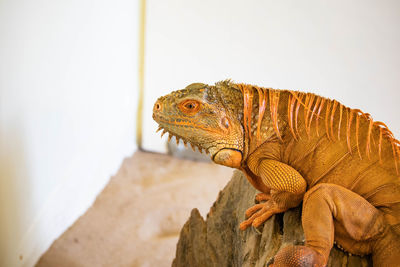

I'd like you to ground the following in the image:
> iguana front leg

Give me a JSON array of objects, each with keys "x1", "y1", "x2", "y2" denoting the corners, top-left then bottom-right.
[{"x1": 240, "y1": 159, "x2": 307, "y2": 230}]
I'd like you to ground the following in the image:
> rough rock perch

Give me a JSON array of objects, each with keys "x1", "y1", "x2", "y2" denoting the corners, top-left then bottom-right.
[{"x1": 172, "y1": 171, "x2": 372, "y2": 267}]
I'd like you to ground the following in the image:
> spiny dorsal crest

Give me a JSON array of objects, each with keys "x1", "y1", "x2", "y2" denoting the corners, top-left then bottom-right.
[{"x1": 234, "y1": 83, "x2": 400, "y2": 174}]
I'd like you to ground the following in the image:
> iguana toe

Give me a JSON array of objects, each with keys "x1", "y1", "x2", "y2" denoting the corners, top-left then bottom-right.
[
  {"x1": 245, "y1": 203, "x2": 264, "y2": 218},
  {"x1": 255, "y1": 192, "x2": 271, "y2": 203}
]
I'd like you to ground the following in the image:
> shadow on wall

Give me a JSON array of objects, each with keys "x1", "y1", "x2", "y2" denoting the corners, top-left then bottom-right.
[{"x1": 0, "y1": 121, "x2": 36, "y2": 266}]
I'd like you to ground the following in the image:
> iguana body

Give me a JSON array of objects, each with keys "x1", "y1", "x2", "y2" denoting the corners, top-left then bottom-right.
[{"x1": 152, "y1": 81, "x2": 400, "y2": 266}]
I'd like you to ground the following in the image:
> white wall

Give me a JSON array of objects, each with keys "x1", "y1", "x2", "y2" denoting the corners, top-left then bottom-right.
[
  {"x1": 143, "y1": 0, "x2": 400, "y2": 152},
  {"x1": 0, "y1": 1, "x2": 138, "y2": 266}
]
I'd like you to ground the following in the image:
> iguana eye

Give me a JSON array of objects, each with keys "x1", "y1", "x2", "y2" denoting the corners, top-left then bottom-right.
[
  {"x1": 185, "y1": 102, "x2": 196, "y2": 109},
  {"x1": 179, "y1": 100, "x2": 201, "y2": 114}
]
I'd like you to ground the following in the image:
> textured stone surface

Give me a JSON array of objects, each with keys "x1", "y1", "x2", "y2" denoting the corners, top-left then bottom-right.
[{"x1": 173, "y1": 171, "x2": 372, "y2": 267}]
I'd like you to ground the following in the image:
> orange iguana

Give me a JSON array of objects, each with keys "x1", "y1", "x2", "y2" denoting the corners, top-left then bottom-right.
[{"x1": 152, "y1": 80, "x2": 400, "y2": 266}]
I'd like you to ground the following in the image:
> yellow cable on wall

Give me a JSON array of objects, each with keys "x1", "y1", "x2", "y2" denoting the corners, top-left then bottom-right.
[{"x1": 136, "y1": 0, "x2": 146, "y2": 150}]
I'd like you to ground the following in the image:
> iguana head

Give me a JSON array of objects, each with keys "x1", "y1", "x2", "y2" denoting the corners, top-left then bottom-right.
[{"x1": 153, "y1": 81, "x2": 244, "y2": 168}]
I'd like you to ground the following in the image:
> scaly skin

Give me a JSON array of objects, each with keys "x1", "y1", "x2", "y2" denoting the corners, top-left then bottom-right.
[{"x1": 152, "y1": 80, "x2": 400, "y2": 266}]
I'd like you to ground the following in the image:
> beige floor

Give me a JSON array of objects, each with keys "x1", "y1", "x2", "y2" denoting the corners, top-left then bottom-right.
[{"x1": 35, "y1": 151, "x2": 232, "y2": 267}]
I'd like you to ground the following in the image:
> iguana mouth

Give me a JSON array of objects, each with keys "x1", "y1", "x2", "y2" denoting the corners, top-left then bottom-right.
[
  {"x1": 155, "y1": 124, "x2": 243, "y2": 159},
  {"x1": 154, "y1": 115, "x2": 224, "y2": 135}
]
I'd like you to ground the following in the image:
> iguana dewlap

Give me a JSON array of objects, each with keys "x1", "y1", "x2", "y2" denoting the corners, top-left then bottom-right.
[{"x1": 152, "y1": 81, "x2": 400, "y2": 267}]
